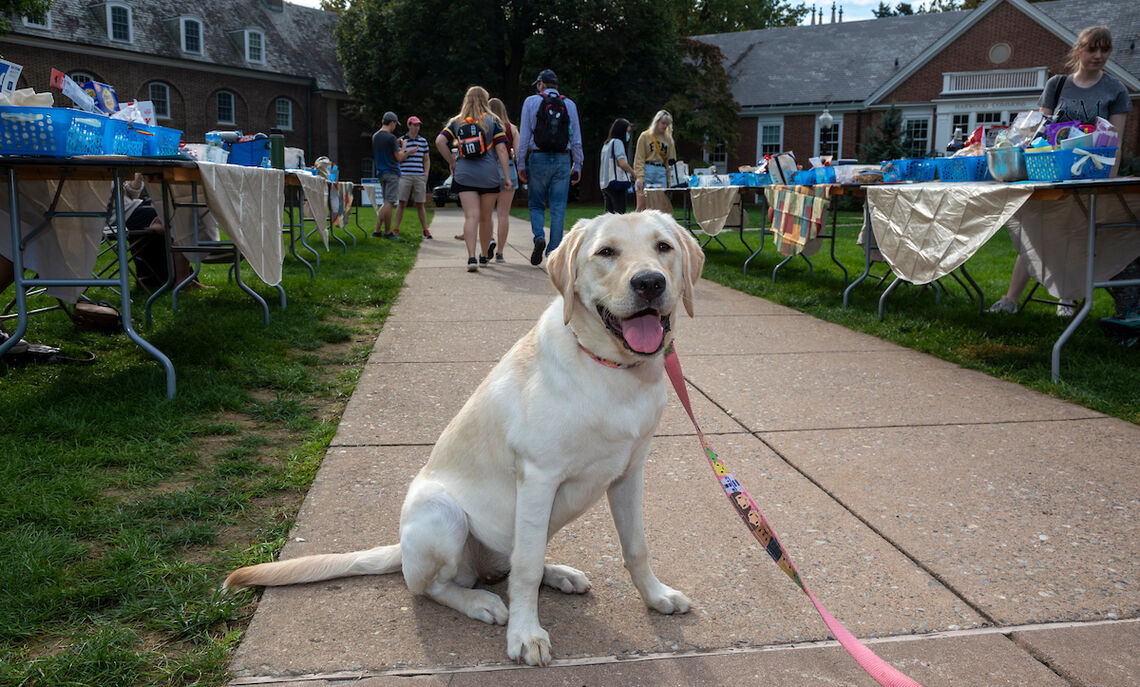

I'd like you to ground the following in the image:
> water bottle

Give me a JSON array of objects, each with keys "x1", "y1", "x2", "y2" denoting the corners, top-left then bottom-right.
[{"x1": 269, "y1": 128, "x2": 285, "y2": 169}]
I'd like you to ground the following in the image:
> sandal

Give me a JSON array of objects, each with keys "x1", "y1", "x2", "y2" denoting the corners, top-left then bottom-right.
[{"x1": 1, "y1": 333, "x2": 95, "y2": 366}]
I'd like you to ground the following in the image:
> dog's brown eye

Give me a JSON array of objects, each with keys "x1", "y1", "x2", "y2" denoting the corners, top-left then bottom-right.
[
  {"x1": 656, "y1": 241, "x2": 673, "y2": 253},
  {"x1": 596, "y1": 246, "x2": 615, "y2": 257}
]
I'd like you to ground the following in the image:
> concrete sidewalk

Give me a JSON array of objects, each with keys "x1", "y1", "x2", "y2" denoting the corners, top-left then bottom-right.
[{"x1": 228, "y1": 208, "x2": 1140, "y2": 686}]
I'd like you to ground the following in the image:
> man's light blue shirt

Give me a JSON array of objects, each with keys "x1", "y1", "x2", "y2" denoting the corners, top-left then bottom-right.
[{"x1": 516, "y1": 88, "x2": 583, "y2": 174}]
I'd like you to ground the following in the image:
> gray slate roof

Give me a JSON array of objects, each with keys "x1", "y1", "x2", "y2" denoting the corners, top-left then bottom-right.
[
  {"x1": 1035, "y1": 0, "x2": 1140, "y2": 78},
  {"x1": 8, "y1": 0, "x2": 345, "y2": 92},
  {"x1": 696, "y1": 0, "x2": 1138, "y2": 110},
  {"x1": 695, "y1": 12, "x2": 967, "y2": 109}
]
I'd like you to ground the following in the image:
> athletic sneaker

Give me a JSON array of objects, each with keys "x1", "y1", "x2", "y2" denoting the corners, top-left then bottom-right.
[
  {"x1": 479, "y1": 255, "x2": 489, "y2": 267},
  {"x1": 423, "y1": 230, "x2": 433, "y2": 239},
  {"x1": 1057, "y1": 301, "x2": 1074, "y2": 317},
  {"x1": 466, "y1": 257, "x2": 478, "y2": 272},
  {"x1": 486, "y1": 239, "x2": 497, "y2": 262},
  {"x1": 530, "y1": 238, "x2": 546, "y2": 266},
  {"x1": 987, "y1": 296, "x2": 1017, "y2": 314},
  {"x1": 495, "y1": 253, "x2": 505, "y2": 263}
]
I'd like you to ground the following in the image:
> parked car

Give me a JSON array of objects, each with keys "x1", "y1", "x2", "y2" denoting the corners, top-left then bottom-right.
[{"x1": 432, "y1": 175, "x2": 459, "y2": 207}]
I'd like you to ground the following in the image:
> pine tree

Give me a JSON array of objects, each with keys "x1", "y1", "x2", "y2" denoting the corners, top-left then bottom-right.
[{"x1": 859, "y1": 105, "x2": 909, "y2": 163}]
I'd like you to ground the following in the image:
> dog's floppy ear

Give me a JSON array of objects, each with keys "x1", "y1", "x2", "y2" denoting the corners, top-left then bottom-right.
[
  {"x1": 671, "y1": 215, "x2": 704, "y2": 318},
  {"x1": 547, "y1": 219, "x2": 591, "y2": 324}
]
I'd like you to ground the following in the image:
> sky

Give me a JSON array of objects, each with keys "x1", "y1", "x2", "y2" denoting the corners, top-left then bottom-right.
[{"x1": 285, "y1": 0, "x2": 883, "y2": 28}]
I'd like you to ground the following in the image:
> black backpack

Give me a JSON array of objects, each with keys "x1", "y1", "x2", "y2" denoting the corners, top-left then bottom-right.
[
  {"x1": 455, "y1": 117, "x2": 489, "y2": 158},
  {"x1": 533, "y1": 92, "x2": 569, "y2": 152}
]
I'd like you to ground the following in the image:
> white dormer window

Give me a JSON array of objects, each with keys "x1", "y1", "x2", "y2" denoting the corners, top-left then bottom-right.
[
  {"x1": 217, "y1": 91, "x2": 235, "y2": 125},
  {"x1": 275, "y1": 97, "x2": 293, "y2": 131},
  {"x1": 246, "y1": 30, "x2": 265, "y2": 63},
  {"x1": 181, "y1": 18, "x2": 203, "y2": 54},
  {"x1": 107, "y1": 4, "x2": 132, "y2": 43},
  {"x1": 22, "y1": 13, "x2": 51, "y2": 29}
]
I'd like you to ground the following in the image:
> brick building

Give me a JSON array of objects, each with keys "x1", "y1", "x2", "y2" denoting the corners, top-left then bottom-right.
[
  {"x1": 695, "y1": 0, "x2": 1140, "y2": 171},
  {"x1": 1, "y1": 0, "x2": 374, "y2": 182}
]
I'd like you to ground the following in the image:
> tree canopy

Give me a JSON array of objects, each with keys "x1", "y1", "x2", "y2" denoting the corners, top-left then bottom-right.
[
  {"x1": 334, "y1": 0, "x2": 804, "y2": 174},
  {"x1": 0, "y1": 0, "x2": 50, "y2": 37}
]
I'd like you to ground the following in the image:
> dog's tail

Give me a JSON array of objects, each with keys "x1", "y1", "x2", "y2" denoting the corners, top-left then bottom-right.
[{"x1": 223, "y1": 544, "x2": 402, "y2": 590}]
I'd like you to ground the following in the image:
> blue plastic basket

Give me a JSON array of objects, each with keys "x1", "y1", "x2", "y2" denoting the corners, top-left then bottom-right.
[
  {"x1": 884, "y1": 158, "x2": 937, "y2": 182},
  {"x1": 104, "y1": 118, "x2": 145, "y2": 156},
  {"x1": 133, "y1": 123, "x2": 182, "y2": 156},
  {"x1": 1025, "y1": 147, "x2": 1118, "y2": 182},
  {"x1": 936, "y1": 155, "x2": 990, "y2": 182},
  {"x1": 0, "y1": 106, "x2": 108, "y2": 156}
]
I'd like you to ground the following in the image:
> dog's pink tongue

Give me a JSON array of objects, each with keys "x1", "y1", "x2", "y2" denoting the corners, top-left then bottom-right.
[{"x1": 621, "y1": 313, "x2": 664, "y2": 353}]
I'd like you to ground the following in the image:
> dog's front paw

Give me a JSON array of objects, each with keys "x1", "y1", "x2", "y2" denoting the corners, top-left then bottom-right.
[
  {"x1": 543, "y1": 564, "x2": 591, "y2": 594},
  {"x1": 466, "y1": 589, "x2": 509, "y2": 625},
  {"x1": 507, "y1": 622, "x2": 552, "y2": 666},
  {"x1": 646, "y1": 586, "x2": 691, "y2": 615}
]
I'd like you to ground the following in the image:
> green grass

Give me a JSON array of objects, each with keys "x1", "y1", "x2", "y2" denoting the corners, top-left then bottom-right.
[
  {"x1": 0, "y1": 207, "x2": 422, "y2": 685},
  {"x1": 515, "y1": 204, "x2": 1139, "y2": 424}
]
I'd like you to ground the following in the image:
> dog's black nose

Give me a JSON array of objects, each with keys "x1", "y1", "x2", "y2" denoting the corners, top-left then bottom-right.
[{"x1": 630, "y1": 271, "x2": 666, "y2": 301}]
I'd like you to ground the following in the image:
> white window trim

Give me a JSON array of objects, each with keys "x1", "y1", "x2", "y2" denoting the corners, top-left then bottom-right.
[
  {"x1": 245, "y1": 30, "x2": 265, "y2": 63},
  {"x1": 756, "y1": 118, "x2": 784, "y2": 160},
  {"x1": 149, "y1": 82, "x2": 171, "y2": 120},
  {"x1": 902, "y1": 115, "x2": 933, "y2": 156},
  {"x1": 216, "y1": 91, "x2": 235, "y2": 125},
  {"x1": 814, "y1": 116, "x2": 843, "y2": 159},
  {"x1": 180, "y1": 17, "x2": 204, "y2": 54},
  {"x1": 275, "y1": 98, "x2": 293, "y2": 131},
  {"x1": 23, "y1": 13, "x2": 51, "y2": 29},
  {"x1": 107, "y1": 3, "x2": 133, "y2": 43}
]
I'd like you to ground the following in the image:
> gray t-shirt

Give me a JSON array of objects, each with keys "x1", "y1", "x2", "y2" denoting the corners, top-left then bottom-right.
[
  {"x1": 1038, "y1": 73, "x2": 1132, "y2": 124},
  {"x1": 443, "y1": 115, "x2": 505, "y2": 189}
]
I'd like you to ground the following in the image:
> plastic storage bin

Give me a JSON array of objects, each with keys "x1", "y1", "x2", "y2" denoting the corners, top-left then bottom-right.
[
  {"x1": 104, "y1": 118, "x2": 145, "y2": 156},
  {"x1": 883, "y1": 158, "x2": 937, "y2": 182},
  {"x1": 228, "y1": 138, "x2": 271, "y2": 166},
  {"x1": 936, "y1": 155, "x2": 990, "y2": 182},
  {"x1": 0, "y1": 106, "x2": 108, "y2": 156}
]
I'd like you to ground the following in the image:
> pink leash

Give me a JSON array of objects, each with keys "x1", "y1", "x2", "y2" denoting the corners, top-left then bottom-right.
[{"x1": 664, "y1": 343, "x2": 923, "y2": 687}]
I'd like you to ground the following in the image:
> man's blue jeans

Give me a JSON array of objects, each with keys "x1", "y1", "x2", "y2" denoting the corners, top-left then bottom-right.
[{"x1": 525, "y1": 152, "x2": 571, "y2": 254}]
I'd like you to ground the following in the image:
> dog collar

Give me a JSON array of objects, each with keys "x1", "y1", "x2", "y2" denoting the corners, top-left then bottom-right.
[{"x1": 578, "y1": 343, "x2": 643, "y2": 369}]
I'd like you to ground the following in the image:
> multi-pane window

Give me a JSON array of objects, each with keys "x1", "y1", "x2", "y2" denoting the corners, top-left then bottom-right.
[
  {"x1": 247, "y1": 31, "x2": 264, "y2": 63},
  {"x1": 952, "y1": 113, "x2": 970, "y2": 134},
  {"x1": 149, "y1": 82, "x2": 170, "y2": 119},
  {"x1": 976, "y1": 111, "x2": 1003, "y2": 125},
  {"x1": 70, "y1": 72, "x2": 94, "y2": 85},
  {"x1": 705, "y1": 140, "x2": 727, "y2": 170},
  {"x1": 22, "y1": 13, "x2": 50, "y2": 29},
  {"x1": 108, "y1": 4, "x2": 131, "y2": 42},
  {"x1": 904, "y1": 118, "x2": 929, "y2": 156},
  {"x1": 818, "y1": 123, "x2": 840, "y2": 159},
  {"x1": 182, "y1": 19, "x2": 202, "y2": 54},
  {"x1": 217, "y1": 91, "x2": 234, "y2": 125},
  {"x1": 275, "y1": 98, "x2": 292, "y2": 130},
  {"x1": 760, "y1": 124, "x2": 782, "y2": 155}
]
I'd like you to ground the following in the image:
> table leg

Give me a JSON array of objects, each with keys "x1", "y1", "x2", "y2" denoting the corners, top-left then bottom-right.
[
  {"x1": 0, "y1": 169, "x2": 29, "y2": 357},
  {"x1": 843, "y1": 202, "x2": 874, "y2": 308},
  {"x1": 1052, "y1": 192, "x2": 1097, "y2": 383}
]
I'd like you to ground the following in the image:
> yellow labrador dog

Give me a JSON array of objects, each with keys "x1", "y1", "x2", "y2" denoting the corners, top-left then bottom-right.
[{"x1": 225, "y1": 210, "x2": 704, "y2": 666}]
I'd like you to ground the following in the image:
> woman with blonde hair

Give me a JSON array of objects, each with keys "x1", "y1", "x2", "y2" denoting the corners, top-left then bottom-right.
[
  {"x1": 436, "y1": 86, "x2": 512, "y2": 271},
  {"x1": 487, "y1": 97, "x2": 519, "y2": 263},
  {"x1": 633, "y1": 110, "x2": 675, "y2": 212},
  {"x1": 988, "y1": 25, "x2": 1134, "y2": 328}
]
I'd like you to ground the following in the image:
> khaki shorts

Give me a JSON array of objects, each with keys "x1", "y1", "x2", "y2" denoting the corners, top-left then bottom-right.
[
  {"x1": 398, "y1": 175, "x2": 427, "y2": 204},
  {"x1": 379, "y1": 172, "x2": 400, "y2": 204}
]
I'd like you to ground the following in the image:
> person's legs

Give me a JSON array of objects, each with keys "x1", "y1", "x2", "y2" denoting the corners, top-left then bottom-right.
[
  {"x1": 479, "y1": 192, "x2": 498, "y2": 261},
  {"x1": 495, "y1": 188, "x2": 515, "y2": 258},
  {"x1": 526, "y1": 155, "x2": 552, "y2": 245},
  {"x1": 546, "y1": 161, "x2": 571, "y2": 254},
  {"x1": 393, "y1": 201, "x2": 406, "y2": 234},
  {"x1": 416, "y1": 202, "x2": 430, "y2": 234},
  {"x1": 459, "y1": 191, "x2": 481, "y2": 261}
]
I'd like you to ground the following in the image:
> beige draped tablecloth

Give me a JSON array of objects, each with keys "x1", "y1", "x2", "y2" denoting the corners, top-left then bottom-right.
[
  {"x1": 195, "y1": 162, "x2": 286, "y2": 286},
  {"x1": 1009, "y1": 192, "x2": 1140, "y2": 300},
  {"x1": 866, "y1": 182, "x2": 1034, "y2": 284},
  {"x1": 292, "y1": 171, "x2": 329, "y2": 250},
  {"x1": 644, "y1": 186, "x2": 741, "y2": 235}
]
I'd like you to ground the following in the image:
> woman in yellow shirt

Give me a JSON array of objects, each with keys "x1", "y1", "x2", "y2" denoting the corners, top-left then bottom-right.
[{"x1": 633, "y1": 110, "x2": 675, "y2": 212}]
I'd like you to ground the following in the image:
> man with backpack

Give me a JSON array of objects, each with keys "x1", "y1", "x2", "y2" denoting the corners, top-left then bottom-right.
[{"x1": 516, "y1": 69, "x2": 583, "y2": 265}]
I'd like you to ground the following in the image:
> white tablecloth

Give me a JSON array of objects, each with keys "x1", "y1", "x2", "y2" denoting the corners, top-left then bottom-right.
[{"x1": 195, "y1": 162, "x2": 285, "y2": 285}]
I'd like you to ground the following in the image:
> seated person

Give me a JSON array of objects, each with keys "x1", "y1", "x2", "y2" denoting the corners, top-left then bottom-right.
[
  {"x1": 114, "y1": 173, "x2": 210, "y2": 291},
  {"x1": 988, "y1": 25, "x2": 1133, "y2": 336}
]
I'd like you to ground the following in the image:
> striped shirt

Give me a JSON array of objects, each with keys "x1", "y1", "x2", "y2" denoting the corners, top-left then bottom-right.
[{"x1": 399, "y1": 135, "x2": 429, "y2": 176}]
